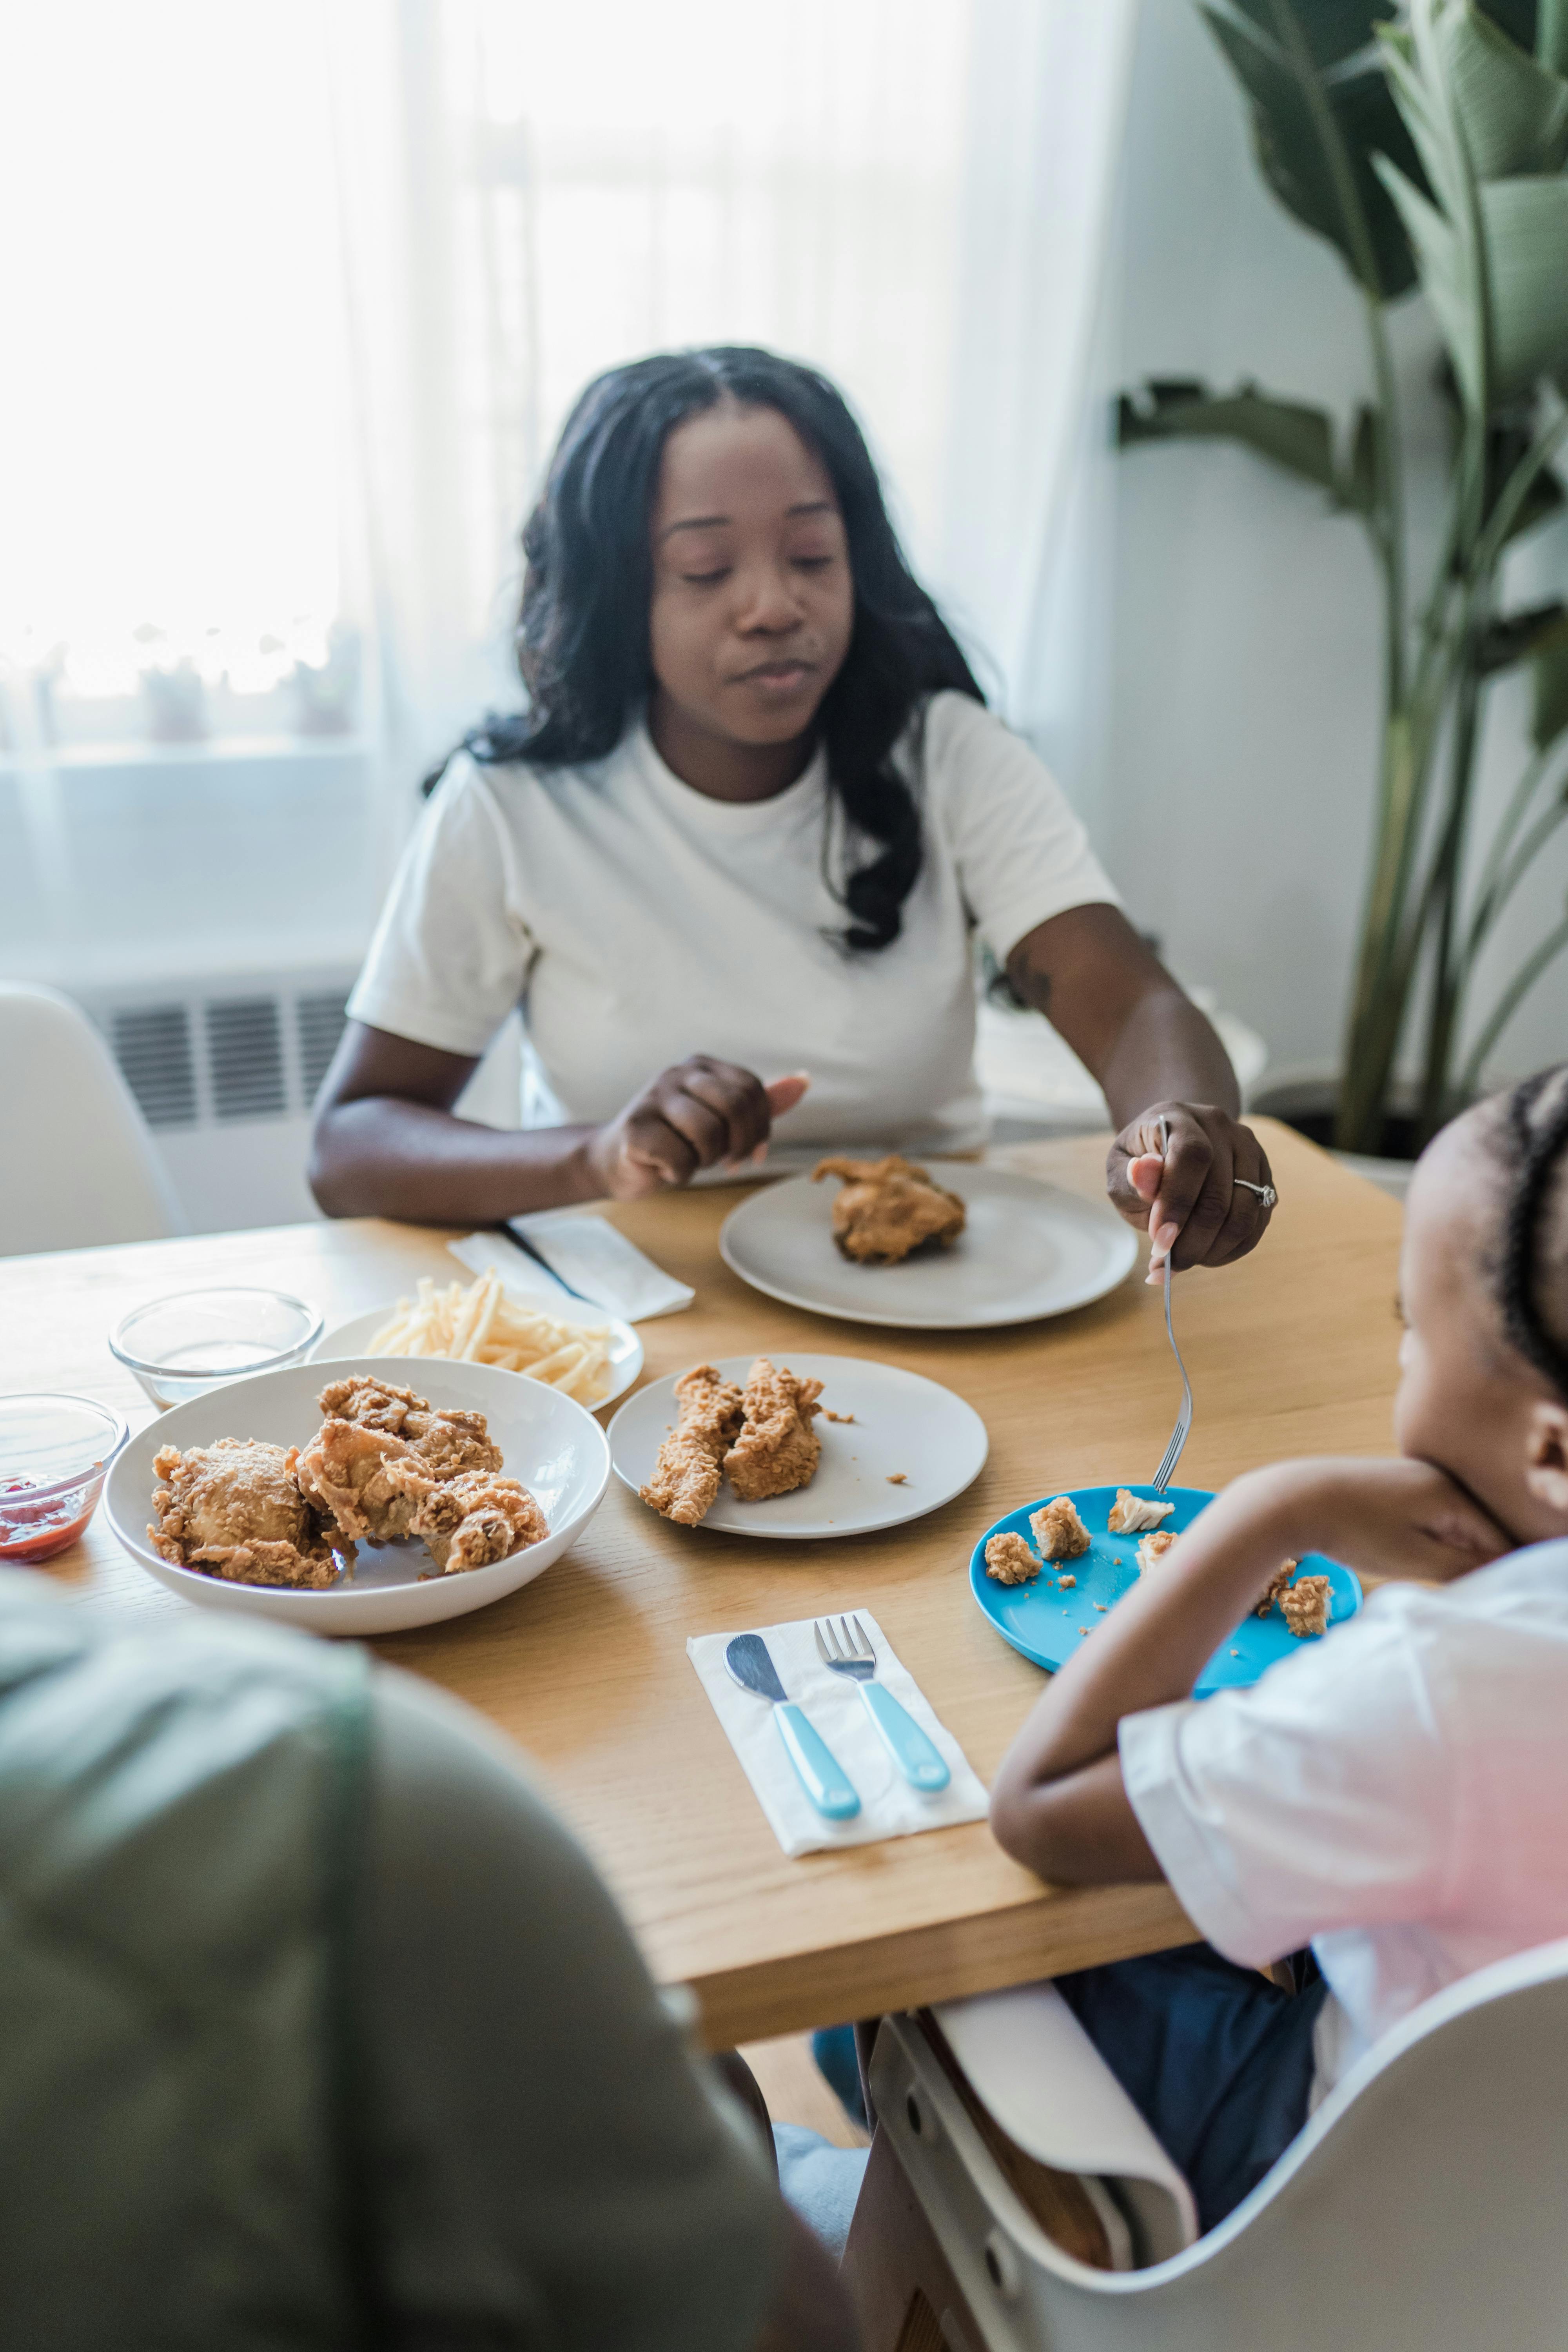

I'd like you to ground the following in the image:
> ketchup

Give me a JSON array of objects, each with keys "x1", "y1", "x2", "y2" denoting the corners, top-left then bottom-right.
[{"x1": 0, "y1": 1473, "x2": 101, "y2": 1564}]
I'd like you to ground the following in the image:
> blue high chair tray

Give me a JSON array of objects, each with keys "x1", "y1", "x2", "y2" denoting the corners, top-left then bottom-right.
[{"x1": 969, "y1": 1485, "x2": 1361, "y2": 1697}]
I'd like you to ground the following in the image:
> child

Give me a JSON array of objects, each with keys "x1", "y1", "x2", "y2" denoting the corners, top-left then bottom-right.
[{"x1": 989, "y1": 1065, "x2": 1568, "y2": 2232}]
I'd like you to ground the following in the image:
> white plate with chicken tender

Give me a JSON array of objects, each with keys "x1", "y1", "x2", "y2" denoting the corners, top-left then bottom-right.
[
  {"x1": 311, "y1": 1267, "x2": 642, "y2": 1410},
  {"x1": 104, "y1": 1356, "x2": 610, "y2": 1634},
  {"x1": 719, "y1": 1163, "x2": 1137, "y2": 1330},
  {"x1": 609, "y1": 1353, "x2": 988, "y2": 1539}
]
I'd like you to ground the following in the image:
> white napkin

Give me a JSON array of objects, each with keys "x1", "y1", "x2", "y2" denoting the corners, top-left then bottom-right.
[
  {"x1": 687, "y1": 1612, "x2": 989, "y2": 1858},
  {"x1": 507, "y1": 1210, "x2": 695, "y2": 1321},
  {"x1": 447, "y1": 1231, "x2": 590, "y2": 1314}
]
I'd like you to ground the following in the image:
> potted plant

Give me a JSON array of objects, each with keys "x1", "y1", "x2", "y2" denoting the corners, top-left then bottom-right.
[{"x1": 1118, "y1": 0, "x2": 1568, "y2": 1158}]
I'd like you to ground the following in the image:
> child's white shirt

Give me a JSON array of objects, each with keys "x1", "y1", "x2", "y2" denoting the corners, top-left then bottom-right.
[{"x1": 1120, "y1": 1540, "x2": 1568, "y2": 2103}]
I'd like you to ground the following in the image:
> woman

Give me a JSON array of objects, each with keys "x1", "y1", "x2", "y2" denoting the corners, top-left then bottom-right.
[{"x1": 312, "y1": 347, "x2": 1271, "y2": 1272}]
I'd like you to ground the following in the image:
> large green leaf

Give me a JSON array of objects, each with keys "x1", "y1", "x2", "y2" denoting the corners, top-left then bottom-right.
[
  {"x1": 1202, "y1": 5, "x2": 1427, "y2": 294},
  {"x1": 1376, "y1": 159, "x2": 1568, "y2": 399},
  {"x1": 1486, "y1": 176, "x2": 1568, "y2": 384},
  {"x1": 1376, "y1": 158, "x2": 1481, "y2": 396},
  {"x1": 1436, "y1": 2, "x2": 1568, "y2": 176},
  {"x1": 1227, "y1": 0, "x2": 1396, "y2": 66},
  {"x1": 1116, "y1": 380, "x2": 1369, "y2": 501},
  {"x1": 1533, "y1": 611, "x2": 1568, "y2": 747}
]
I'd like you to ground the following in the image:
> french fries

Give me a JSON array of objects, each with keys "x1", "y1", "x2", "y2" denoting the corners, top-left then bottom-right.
[{"x1": 368, "y1": 1268, "x2": 614, "y2": 1404}]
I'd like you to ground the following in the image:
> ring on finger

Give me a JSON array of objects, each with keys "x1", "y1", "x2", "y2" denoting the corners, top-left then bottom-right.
[{"x1": 1234, "y1": 1177, "x2": 1278, "y2": 1209}]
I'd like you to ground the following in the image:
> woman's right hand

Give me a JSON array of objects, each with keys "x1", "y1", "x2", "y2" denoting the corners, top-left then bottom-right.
[{"x1": 583, "y1": 1060, "x2": 809, "y2": 1200}]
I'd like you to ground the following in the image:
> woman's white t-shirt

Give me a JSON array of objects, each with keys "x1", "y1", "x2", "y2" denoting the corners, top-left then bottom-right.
[{"x1": 347, "y1": 690, "x2": 1119, "y2": 1153}]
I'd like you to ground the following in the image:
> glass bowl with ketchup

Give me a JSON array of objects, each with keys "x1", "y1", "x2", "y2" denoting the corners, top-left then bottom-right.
[{"x1": 0, "y1": 1394, "x2": 128, "y2": 1565}]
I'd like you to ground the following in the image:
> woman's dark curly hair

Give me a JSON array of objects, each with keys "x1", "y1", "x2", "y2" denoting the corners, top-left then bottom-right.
[
  {"x1": 437, "y1": 345, "x2": 983, "y2": 953},
  {"x1": 1490, "y1": 1065, "x2": 1568, "y2": 1399}
]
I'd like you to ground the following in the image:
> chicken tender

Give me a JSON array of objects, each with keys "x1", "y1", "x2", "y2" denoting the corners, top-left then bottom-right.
[
  {"x1": 812, "y1": 1155, "x2": 967, "y2": 1265},
  {"x1": 149, "y1": 1439, "x2": 344, "y2": 1590},
  {"x1": 1030, "y1": 1496, "x2": 1091, "y2": 1562},
  {"x1": 984, "y1": 1531, "x2": 1040, "y2": 1585},
  {"x1": 1257, "y1": 1557, "x2": 1300, "y2": 1617},
  {"x1": 639, "y1": 1364, "x2": 745, "y2": 1525},
  {"x1": 1107, "y1": 1489, "x2": 1175, "y2": 1535},
  {"x1": 1136, "y1": 1528, "x2": 1179, "y2": 1575},
  {"x1": 724, "y1": 1358, "x2": 824, "y2": 1502},
  {"x1": 412, "y1": 1470, "x2": 548, "y2": 1575},
  {"x1": 1281, "y1": 1574, "x2": 1331, "y2": 1638}
]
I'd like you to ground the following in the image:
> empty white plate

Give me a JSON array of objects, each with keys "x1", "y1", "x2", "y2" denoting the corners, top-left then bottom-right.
[
  {"x1": 719, "y1": 1166, "x2": 1138, "y2": 1330},
  {"x1": 608, "y1": 1352, "x2": 988, "y2": 1539},
  {"x1": 311, "y1": 1302, "x2": 643, "y2": 1413},
  {"x1": 105, "y1": 1355, "x2": 610, "y2": 1635}
]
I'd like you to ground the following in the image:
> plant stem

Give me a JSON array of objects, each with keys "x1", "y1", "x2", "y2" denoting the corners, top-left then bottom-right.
[
  {"x1": 1464, "y1": 744, "x2": 1565, "y2": 957},
  {"x1": 1416, "y1": 641, "x2": 1486, "y2": 1142},
  {"x1": 1460, "y1": 913, "x2": 1568, "y2": 1095}
]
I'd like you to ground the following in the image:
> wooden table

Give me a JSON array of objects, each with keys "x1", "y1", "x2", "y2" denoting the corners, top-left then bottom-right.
[{"x1": 1, "y1": 1120, "x2": 1403, "y2": 2046}]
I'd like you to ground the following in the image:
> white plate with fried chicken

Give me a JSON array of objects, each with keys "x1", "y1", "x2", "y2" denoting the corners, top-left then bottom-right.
[
  {"x1": 104, "y1": 1357, "x2": 610, "y2": 1633},
  {"x1": 719, "y1": 1159, "x2": 1138, "y2": 1330},
  {"x1": 609, "y1": 1353, "x2": 988, "y2": 1539}
]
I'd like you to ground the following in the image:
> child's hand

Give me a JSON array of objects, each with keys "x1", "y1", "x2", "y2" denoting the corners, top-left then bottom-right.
[{"x1": 1240, "y1": 1456, "x2": 1510, "y2": 1586}]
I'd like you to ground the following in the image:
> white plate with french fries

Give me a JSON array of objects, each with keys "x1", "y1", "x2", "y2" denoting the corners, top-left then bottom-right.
[{"x1": 309, "y1": 1266, "x2": 643, "y2": 1412}]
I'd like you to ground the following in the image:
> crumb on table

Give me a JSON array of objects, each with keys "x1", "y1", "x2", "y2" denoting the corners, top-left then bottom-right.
[
  {"x1": 886, "y1": 1472, "x2": 908, "y2": 1485},
  {"x1": 824, "y1": 1409, "x2": 856, "y2": 1423},
  {"x1": 984, "y1": 1531, "x2": 1040, "y2": 1586},
  {"x1": 1057, "y1": 1573, "x2": 1076, "y2": 1589}
]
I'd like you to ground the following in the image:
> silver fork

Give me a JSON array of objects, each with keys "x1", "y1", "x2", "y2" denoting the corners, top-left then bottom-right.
[
  {"x1": 1151, "y1": 1114, "x2": 1193, "y2": 1491},
  {"x1": 813, "y1": 1616, "x2": 950, "y2": 1791}
]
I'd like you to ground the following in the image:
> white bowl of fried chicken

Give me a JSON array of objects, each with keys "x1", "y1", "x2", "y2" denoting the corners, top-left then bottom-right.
[{"x1": 105, "y1": 1357, "x2": 610, "y2": 1634}]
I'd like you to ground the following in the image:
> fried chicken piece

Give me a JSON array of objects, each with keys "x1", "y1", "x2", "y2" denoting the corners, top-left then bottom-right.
[
  {"x1": 1108, "y1": 1488, "x2": 1176, "y2": 1535},
  {"x1": 724, "y1": 1358, "x2": 824, "y2": 1502},
  {"x1": 1257, "y1": 1557, "x2": 1300, "y2": 1617},
  {"x1": 639, "y1": 1364, "x2": 745, "y2": 1525},
  {"x1": 811, "y1": 1155, "x2": 967, "y2": 1265},
  {"x1": 411, "y1": 1470, "x2": 548, "y2": 1575},
  {"x1": 1136, "y1": 1529, "x2": 1180, "y2": 1575},
  {"x1": 149, "y1": 1439, "x2": 345, "y2": 1591},
  {"x1": 1030, "y1": 1496, "x2": 1091, "y2": 1562},
  {"x1": 294, "y1": 1419, "x2": 432, "y2": 1544},
  {"x1": 1281, "y1": 1574, "x2": 1331, "y2": 1638},
  {"x1": 316, "y1": 1376, "x2": 502, "y2": 1480},
  {"x1": 984, "y1": 1531, "x2": 1041, "y2": 1585},
  {"x1": 298, "y1": 1378, "x2": 505, "y2": 1546}
]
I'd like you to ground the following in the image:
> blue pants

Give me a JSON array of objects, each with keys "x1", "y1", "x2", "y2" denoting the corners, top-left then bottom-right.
[{"x1": 1054, "y1": 1943, "x2": 1327, "y2": 2233}]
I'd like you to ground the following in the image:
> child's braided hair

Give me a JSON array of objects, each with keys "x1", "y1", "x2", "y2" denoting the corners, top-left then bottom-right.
[{"x1": 1494, "y1": 1066, "x2": 1568, "y2": 1398}]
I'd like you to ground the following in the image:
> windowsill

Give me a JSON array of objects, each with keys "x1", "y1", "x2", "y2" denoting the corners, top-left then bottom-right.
[{"x1": 0, "y1": 733, "x2": 371, "y2": 773}]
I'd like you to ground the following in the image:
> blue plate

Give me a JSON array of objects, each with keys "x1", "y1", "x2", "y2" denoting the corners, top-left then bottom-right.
[{"x1": 969, "y1": 1485, "x2": 1361, "y2": 1698}]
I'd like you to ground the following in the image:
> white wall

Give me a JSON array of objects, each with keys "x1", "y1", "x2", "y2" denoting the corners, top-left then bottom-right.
[{"x1": 1081, "y1": 0, "x2": 1566, "y2": 1090}]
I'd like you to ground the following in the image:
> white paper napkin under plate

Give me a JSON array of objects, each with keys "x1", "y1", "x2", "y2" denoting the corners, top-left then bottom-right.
[
  {"x1": 508, "y1": 1210, "x2": 695, "y2": 1320},
  {"x1": 688, "y1": 1612, "x2": 989, "y2": 1857}
]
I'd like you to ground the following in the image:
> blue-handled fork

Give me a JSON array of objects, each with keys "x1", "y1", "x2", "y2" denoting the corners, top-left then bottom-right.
[{"x1": 814, "y1": 1616, "x2": 951, "y2": 1792}]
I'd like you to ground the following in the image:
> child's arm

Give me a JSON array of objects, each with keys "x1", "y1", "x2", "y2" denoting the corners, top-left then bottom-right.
[{"x1": 989, "y1": 1458, "x2": 1508, "y2": 1886}]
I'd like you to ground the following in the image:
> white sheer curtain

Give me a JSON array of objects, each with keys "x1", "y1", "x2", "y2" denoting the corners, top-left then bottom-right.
[{"x1": 327, "y1": 0, "x2": 1138, "y2": 863}]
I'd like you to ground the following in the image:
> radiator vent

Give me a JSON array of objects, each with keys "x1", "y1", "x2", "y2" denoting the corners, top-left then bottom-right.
[
  {"x1": 297, "y1": 991, "x2": 349, "y2": 1101},
  {"x1": 111, "y1": 1004, "x2": 198, "y2": 1129},
  {"x1": 91, "y1": 973, "x2": 356, "y2": 1132},
  {"x1": 205, "y1": 996, "x2": 287, "y2": 1120}
]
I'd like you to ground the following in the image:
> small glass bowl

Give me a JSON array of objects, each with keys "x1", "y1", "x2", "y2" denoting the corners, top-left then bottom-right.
[
  {"x1": 108, "y1": 1287, "x2": 325, "y2": 1409},
  {"x1": 0, "y1": 1393, "x2": 128, "y2": 1564}
]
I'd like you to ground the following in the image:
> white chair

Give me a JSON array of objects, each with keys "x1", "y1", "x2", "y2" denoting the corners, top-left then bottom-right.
[
  {"x1": 844, "y1": 1938, "x2": 1568, "y2": 2352},
  {"x1": 0, "y1": 984, "x2": 185, "y2": 1254}
]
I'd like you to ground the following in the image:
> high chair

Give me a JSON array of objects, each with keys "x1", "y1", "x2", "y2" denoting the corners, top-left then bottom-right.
[{"x1": 842, "y1": 1936, "x2": 1568, "y2": 2352}]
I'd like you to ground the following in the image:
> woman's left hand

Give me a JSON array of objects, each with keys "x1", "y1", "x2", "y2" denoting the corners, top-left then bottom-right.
[{"x1": 1106, "y1": 1101, "x2": 1276, "y2": 1277}]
